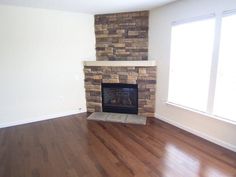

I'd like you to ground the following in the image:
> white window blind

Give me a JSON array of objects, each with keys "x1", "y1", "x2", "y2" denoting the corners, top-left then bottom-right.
[
  {"x1": 213, "y1": 14, "x2": 236, "y2": 121},
  {"x1": 168, "y1": 17, "x2": 215, "y2": 112}
]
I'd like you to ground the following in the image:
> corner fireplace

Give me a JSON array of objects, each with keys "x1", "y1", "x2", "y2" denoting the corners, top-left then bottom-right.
[{"x1": 102, "y1": 83, "x2": 138, "y2": 114}]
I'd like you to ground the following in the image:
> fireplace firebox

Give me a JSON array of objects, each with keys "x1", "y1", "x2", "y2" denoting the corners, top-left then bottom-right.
[{"x1": 102, "y1": 83, "x2": 138, "y2": 114}]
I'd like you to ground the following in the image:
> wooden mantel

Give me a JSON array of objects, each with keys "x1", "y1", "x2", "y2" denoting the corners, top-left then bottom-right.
[{"x1": 83, "y1": 60, "x2": 156, "y2": 67}]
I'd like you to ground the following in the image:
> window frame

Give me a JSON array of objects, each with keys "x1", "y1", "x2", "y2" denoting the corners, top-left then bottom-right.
[{"x1": 167, "y1": 11, "x2": 236, "y2": 124}]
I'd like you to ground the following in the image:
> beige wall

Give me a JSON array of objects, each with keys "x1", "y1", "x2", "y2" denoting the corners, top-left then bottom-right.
[
  {"x1": 0, "y1": 5, "x2": 95, "y2": 127},
  {"x1": 149, "y1": 0, "x2": 236, "y2": 152}
]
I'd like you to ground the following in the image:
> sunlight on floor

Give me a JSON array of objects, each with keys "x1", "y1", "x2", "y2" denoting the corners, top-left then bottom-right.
[{"x1": 162, "y1": 144, "x2": 232, "y2": 177}]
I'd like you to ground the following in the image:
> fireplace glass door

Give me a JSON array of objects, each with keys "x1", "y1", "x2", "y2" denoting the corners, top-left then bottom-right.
[{"x1": 102, "y1": 83, "x2": 138, "y2": 114}]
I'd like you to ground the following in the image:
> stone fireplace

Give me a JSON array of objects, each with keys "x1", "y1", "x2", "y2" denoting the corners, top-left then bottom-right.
[
  {"x1": 83, "y1": 11, "x2": 156, "y2": 117},
  {"x1": 84, "y1": 61, "x2": 156, "y2": 117}
]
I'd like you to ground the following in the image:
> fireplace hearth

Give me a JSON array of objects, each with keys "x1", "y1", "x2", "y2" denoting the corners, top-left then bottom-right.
[{"x1": 102, "y1": 83, "x2": 138, "y2": 114}]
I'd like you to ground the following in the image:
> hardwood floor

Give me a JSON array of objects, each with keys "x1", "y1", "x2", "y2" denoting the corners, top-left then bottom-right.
[{"x1": 0, "y1": 113, "x2": 235, "y2": 177}]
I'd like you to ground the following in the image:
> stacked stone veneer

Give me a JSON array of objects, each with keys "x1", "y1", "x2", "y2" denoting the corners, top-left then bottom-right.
[
  {"x1": 95, "y1": 11, "x2": 148, "y2": 61},
  {"x1": 84, "y1": 66, "x2": 156, "y2": 117}
]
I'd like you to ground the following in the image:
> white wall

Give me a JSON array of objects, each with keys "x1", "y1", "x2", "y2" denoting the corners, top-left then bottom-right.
[
  {"x1": 0, "y1": 5, "x2": 95, "y2": 127},
  {"x1": 149, "y1": 0, "x2": 236, "y2": 152}
]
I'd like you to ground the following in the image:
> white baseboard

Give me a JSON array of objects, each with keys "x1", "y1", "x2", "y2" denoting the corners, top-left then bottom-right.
[
  {"x1": 0, "y1": 109, "x2": 85, "y2": 129},
  {"x1": 155, "y1": 113, "x2": 236, "y2": 152}
]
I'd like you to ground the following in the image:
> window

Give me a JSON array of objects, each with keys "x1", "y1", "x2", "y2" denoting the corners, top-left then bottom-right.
[
  {"x1": 168, "y1": 17, "x2": 215, "y2": 112},
  {"x1": 168, "y1": 12, "x2": 236, "y2": 123},
  {"x1": 214, "y1": 14, "x2": 236, "y2": 121}
]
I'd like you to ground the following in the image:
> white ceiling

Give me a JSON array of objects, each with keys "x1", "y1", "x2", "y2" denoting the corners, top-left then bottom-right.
[{"x1": 0, "y1": 0, "x2": 176, "y2": 14}]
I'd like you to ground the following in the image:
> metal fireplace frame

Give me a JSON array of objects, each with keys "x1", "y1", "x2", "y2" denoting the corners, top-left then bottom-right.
[{"x1": 101, "y1": 83, "x2": 138, "y2": 114}]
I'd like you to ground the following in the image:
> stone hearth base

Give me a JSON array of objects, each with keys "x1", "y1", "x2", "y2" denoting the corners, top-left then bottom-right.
[{"x1": 87, "y1": 112, "x2": 147, "y2": 125}]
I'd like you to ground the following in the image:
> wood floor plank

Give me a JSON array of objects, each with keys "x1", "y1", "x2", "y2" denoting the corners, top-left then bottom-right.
[{"x1": 0, "y1": 113, "x2": 235, "y2": 177}]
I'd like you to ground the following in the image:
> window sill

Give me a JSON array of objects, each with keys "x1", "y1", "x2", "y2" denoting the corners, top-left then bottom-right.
[{"x1": 165, "y1": 101, "x2": 236, "y2": 125}]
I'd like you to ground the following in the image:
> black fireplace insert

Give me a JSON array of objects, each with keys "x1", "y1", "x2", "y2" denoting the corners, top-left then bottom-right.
[{"x1": 102, "y1": 83, "x2": 138, "y2": 114}]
